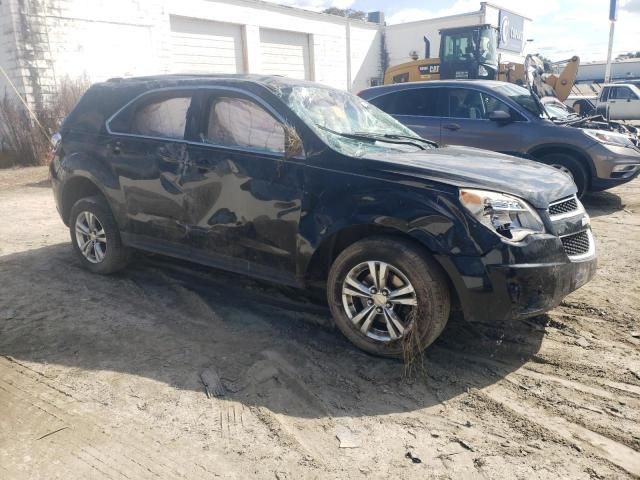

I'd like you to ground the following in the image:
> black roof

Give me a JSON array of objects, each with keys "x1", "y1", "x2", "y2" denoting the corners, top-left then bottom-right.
[{"x1": 100, "y1": 73, "x2": 319, "y2": 91}]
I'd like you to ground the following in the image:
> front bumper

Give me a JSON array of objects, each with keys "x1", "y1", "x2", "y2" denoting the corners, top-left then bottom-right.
[
  {"x1": 436, "y1": 237, "x2": 597, "y2": 323},
  {"x1": 587, "y1": 142, "x2": 640, "y2": 190}
]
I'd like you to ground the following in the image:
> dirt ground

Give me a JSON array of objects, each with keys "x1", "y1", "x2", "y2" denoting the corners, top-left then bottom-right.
[{"x1": 1, "y1": 166, "x2": 639, "y2": 479}]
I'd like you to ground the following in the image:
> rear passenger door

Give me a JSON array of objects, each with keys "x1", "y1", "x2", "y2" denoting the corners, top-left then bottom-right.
[
  {"x1": 439, "y1": 87, "x2": 523, "y2": 154},
  {"x1": 368, "y1": 87, "x2": 445, "y2": 143},
  {"x1": 106, "y1": 90, "x2": 198, "y2": 252}
]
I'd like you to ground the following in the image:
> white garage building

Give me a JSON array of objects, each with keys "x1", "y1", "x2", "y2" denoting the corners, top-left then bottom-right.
[
  {"x1": 0, "y1": 0, "x2": 382, "y2": 111},
  {"x1": 0, "y1": 0, "x2": 529, "y2": 112}
]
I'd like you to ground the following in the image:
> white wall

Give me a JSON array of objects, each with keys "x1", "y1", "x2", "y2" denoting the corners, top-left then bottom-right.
[
  {"x1": 0, "y1": 0, "x2": 17, "y2": 99},
  {"x1": 350, "y1": 23, "x2": 381, "y2": 92},
  {"x1": 5, "y1": 0, "x2": 381, "y2": 98},
  {"x1": 577, "y1": 60, "x2": 640, "y2": 82}
]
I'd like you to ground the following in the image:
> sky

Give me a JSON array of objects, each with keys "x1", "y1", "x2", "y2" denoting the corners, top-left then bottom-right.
[{"x1": 264, "y1": 0, "x2": 640, "y2": 62}]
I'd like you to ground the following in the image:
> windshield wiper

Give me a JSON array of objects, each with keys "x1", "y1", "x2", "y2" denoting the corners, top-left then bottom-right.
[
  {"x1": 315, "y1": 124, "x2": 429, "y2": 150},
  {"x1": 355, "y1": 132, "x2": 438, "y2": 148}
]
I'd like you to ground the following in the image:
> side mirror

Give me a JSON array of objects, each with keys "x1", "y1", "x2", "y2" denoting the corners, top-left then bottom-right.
[
  {"x1": 489, "y1": 110, "x2": 512, "y2": 123},
  {"x1": 284, "y1": 125, "x2": 305, "y2": 159}
]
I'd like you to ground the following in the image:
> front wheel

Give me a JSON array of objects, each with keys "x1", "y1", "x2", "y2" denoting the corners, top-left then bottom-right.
[
  {"x1": 327, "y1": 237, "x2": 450, "y2": 358},
  {"x1": 69, "y1": 195, "x2": 130, "y2": 274}
]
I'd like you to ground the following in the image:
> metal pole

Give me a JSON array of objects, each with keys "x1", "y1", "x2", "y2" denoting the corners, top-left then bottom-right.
[
  {"x1": 345, "y1": 18, "x2": 352, "y2": 92},
  {"x1": 604, "y1": 20, "x2": 615, "y2": 83}
]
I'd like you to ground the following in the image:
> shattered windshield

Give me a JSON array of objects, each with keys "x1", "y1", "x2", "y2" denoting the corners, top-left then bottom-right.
[{"x1": 274, "y1": 84, "x2": 429, "y2": 157}]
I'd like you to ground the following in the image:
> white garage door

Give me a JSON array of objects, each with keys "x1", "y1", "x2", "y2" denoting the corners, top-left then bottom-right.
[
  {"x1": 259, "y1": 29, "x2": 310, "y2": 80},
  {"x1": 169, "y1": 16, "x2": 245, "y2": 74}
]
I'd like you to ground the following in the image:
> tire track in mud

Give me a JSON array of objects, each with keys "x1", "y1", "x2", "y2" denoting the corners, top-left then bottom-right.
[
  {"x1": 480, "y1": 384, "x2": 640, "y2": 478},
  {"x1": 434, "y1": 348, "x2": 640, "y2": 477},
  {"x1": 0, "y1": 356, "x2": 241, "y2": 479},
  {"x1": 125, "y1": 264, "x2": 338, "y2": 472}
]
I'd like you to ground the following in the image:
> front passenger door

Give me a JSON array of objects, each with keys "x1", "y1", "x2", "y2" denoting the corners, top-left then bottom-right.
[
  {"x1": 180, "y1": 91, "x2": 304, "y2": 283},
  {"x1": 609, "y1": 86, "x2": 640, "y2": 120},
  {"x1": 439, "y1": 88, "x2": 523, "y2": 153}
]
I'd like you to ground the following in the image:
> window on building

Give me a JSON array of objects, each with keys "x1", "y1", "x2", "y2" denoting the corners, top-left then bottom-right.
[
  {"x1": 368, "y1": 88, "x2": 443, "y2": 117},
  {"x1": 203, "y1": 97, "x2": 285, "y2": 153}
]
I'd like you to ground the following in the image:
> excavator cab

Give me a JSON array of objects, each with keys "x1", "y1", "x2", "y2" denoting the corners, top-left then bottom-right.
[{"x1": 439, "y1": 25, "x2": 498, "y2": 80}]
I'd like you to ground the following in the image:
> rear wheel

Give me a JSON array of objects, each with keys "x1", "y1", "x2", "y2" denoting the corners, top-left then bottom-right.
[
  {"x1": 327, "y1": 237, "x2": 450, "y2": 358},
  {"x1": 540, "y1": 153, "x2": 589, "y2": 198},
  {"x1": 69, "y1": 195, "x2": 130, "y2": 274}
]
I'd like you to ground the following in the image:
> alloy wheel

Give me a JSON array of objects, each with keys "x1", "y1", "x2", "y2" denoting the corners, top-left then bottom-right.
[
  {"x1": 75, "y1": 211, "x2": 107, "y2": 264},
  {"x1": 341, "y1": 261, "x2": 418, "y2": 342}
]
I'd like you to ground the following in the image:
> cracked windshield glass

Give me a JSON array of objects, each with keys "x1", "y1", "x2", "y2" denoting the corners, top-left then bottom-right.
[{"x1": 276, "y1": 84, "x2": 432, "y2": 156}]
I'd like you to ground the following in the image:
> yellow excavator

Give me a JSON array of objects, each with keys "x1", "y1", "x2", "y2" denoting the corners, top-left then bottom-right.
[{"x1": 383, "y1": 25, "x2": 579, "y2": 102}]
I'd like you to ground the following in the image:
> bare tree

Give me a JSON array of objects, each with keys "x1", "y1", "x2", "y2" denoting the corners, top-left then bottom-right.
[
  {"x1": 322, "y1": 7, "x2": 367, "y2": 21},
  {"x1": 0, "y1": 75, "x2": 90, "y2": 167}
]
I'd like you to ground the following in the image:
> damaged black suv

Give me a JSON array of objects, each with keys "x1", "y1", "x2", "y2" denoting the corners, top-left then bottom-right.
[{"x1": 51, "y1": 75, "x2": 597, "y2": 357}]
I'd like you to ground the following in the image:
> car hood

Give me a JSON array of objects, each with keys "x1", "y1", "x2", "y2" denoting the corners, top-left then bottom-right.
[{"x1": 363, "y1": 146, "x2": 576, "y2": 209}]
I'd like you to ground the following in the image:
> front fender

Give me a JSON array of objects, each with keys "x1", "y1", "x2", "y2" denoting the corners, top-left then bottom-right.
[{"x1": 296, "y1": 173, "x2": 494, "y2": 278}]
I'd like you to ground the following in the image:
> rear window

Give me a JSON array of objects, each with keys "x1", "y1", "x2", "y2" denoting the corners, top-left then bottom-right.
[{"x1": 368, "y1": 88, "x2": 444, "y2": 117}]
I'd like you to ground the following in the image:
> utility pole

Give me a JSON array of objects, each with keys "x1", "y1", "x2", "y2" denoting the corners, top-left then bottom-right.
[{"x1": 604, "y1": 0, "x2": 617, "y2": 83}]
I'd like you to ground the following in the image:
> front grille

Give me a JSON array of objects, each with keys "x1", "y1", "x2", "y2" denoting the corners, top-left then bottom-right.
[
  {"x1": 561, "y1": 230, "x2": 591, "y2": 257},
  {"x1": 549, "y1": 197, "x2": 578, "y2": 216}
]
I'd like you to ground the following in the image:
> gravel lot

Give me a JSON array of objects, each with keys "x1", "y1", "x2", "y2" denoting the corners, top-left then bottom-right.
[{"x1": 1, "y1": 166, "x2": 639, "y2": 479}]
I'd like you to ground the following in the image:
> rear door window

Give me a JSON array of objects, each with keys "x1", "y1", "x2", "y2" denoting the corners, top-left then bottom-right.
[
  {"x1": 368, "y1": 88, "x2": 444, "y2": 117},
  {"x1": 132, "y1": 97, "x2": 191, "y2": 139},
  {"x1": 109, "y1": 92, "x2": 193, "y2": 140}
]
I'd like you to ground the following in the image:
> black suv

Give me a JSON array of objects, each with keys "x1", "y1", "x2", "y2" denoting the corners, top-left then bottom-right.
[{"x1": 51, "y1": 75, "x2": 596, "y2": 357}]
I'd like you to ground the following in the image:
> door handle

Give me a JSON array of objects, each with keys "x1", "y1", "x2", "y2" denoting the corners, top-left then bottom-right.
[
  {"x1": 112, "y1": 141, "x2": 121, "y2": 154},
  {"x1": 443, "y1": 123, "x2": 461, "y2": 131}
]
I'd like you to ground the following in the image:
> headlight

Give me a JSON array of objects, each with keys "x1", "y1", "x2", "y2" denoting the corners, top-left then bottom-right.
[
  {"x1": 583, "y1": 128, "x2": 634, "y2": 147},
  {"x1": 478, "y1": 65, "x2": 489, "y2": 77},
  {"x1": 459, "y1": 189, "x2": 545, "y2": 242}
]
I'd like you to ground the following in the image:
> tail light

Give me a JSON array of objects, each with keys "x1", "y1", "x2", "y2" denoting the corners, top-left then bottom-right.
[{"x1": 47, "y1": 132, "x2": 62, "y2": 163}]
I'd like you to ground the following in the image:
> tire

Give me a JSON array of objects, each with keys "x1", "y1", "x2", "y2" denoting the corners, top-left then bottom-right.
[
  {"x1": 540, "y1": 153, "x2": 589, "y2": 198},
  {"x1": 327, "y1": 236, "x2": 450, "y2": 358},
  {"x1": 69, "y1": 195, "x2": 130, "y2": 274}
]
